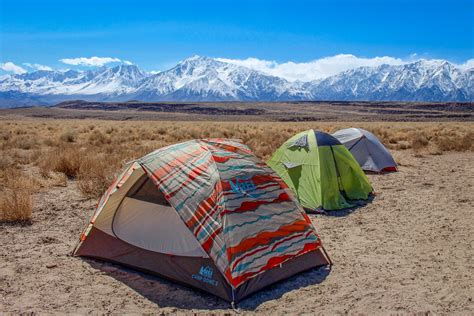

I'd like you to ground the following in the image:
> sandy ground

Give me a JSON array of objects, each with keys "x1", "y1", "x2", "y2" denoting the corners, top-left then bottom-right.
[{"x1": 1, "y1": 150, "x2": 473, "y2": 314}]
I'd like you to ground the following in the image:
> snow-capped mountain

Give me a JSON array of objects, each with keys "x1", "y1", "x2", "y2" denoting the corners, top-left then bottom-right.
[
  {"x1": 133, "y1": 56, "x2": 296, "y2": 101},
  {"x1": 307, "y1": 60, "x2": 473, "y2": 102},
  {"x1": 0, "y1": 64, "x2": 146, "y2": 97},
  {"x1": 0, "y1": 56, "x2": 472, "y2": 107}
]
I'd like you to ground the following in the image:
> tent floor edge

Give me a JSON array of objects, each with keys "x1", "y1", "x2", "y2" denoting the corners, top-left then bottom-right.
[
  {"x1": 75, "y1": 226, "x2": 234, "y2": 302},
  {"x1": 80, "y1": 253, "x2": 230, "y2": 298}
]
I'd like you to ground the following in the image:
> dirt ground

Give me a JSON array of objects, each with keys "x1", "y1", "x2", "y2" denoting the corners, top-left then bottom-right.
[
  {"x1": 1, "y1": 150, "x2": 473, "y2": 314},
  {"x1": 1, "y1": 100, "x2": 473, "y2": 122}
]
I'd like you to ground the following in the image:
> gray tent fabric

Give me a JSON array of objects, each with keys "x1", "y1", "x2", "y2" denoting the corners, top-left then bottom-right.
[
  {"x1": 290, "y1": 134, "x2": 309, "y2": 150},
  {"x1": 332, "y1": 128, "x2": 397, "y2": 173}
]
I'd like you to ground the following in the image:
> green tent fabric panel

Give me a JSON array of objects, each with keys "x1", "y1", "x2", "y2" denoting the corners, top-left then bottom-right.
[
  {"x1": 317, "y1": 146, "x2": 353, "y2": 210},
  {"x1": 331, "y1": 145, "x2": 372, "y2": 200},
  {"x1": 287, "y1": 164, "x2": 321, "y2": 210}
]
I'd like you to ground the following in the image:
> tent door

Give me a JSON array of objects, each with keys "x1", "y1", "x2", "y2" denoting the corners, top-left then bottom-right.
[{"x1": 329, "y1": 145, "x2": 348, "y2": 200}]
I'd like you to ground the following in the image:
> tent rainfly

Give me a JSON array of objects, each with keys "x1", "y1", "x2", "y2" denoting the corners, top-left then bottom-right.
[
  {"x1": 267, "y1": 130, "x2": 373, "y2": 211},
  {"x1": 73, "y1": 139, "x2": 330, "y2": 303},
  {"x1": 332, "y1": 128, "x2": 397, "y2": 173}
]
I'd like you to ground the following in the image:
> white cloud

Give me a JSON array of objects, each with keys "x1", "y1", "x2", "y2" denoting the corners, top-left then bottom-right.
[
  {"x1": 148, "y1": 70, "x2": 161, "y2": 75},
  {"x1": 123, "y1": 60, "x2": 133, "y2": 65},
  {"x1": 217, "y1": 54, "x2": 411, "y2": 81},
  {"x1": 60, "y1": 56, "x2": 121, "y2": 67},
  {"x1": 0, "y1": 62, "x2": 27, "y2": 74},
  {"x1": 457, "y1": 59, "x2": 474, "y2": 70},
  {"x1": 23, "y1": 63, "x2": 53, "y2": 71}
]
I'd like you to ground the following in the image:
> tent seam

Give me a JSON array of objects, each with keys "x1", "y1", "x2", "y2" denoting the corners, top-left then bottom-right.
[{"x1": 199, "y1": 140, "x2": 234, "y2": 287}]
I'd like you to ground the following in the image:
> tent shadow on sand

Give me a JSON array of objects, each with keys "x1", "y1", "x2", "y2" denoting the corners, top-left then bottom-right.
[
  {"x1": 85, "y1": 259, "x2": 331, "y2": 311},
  {"x1": 309, "y1": 194, "x2": 376, "y2": 217}
]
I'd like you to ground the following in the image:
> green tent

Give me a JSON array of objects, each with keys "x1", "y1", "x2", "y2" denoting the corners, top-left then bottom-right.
[{"x1": 267, "y1": 130, "x2": 373, "y2": 211}]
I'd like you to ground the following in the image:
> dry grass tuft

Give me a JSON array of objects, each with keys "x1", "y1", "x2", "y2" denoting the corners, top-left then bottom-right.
[
  {"x1": 88, "y1": 130, "x2": 111, "y2": 146},
  {"x1": 434, "y1": 131, "x2": 473, "y2": 152},
  {"x1": 0, "y1": 189, "x2": 33, "y2": 223},
  {"x1": 38, "y1": 146, "x2": 83, "y2": 178},
  {"x1": 77, "y1": 156, "x2": 118, "y2": 198},
  {"x1": 0, "y1": 170, "x2": 36, "y2": 223},
  {"x1": 0, "y1": 155, "x2": 15, "y2": 170},
  {"x1": 411, "y1": 134, "x2": 429, "y2": 151},
  {"x1": 59, "y1": 129, "x2": 77, "y2": 143},
  {"x1": 15, "y1": 136, "x2": 39, "y2": 150}
]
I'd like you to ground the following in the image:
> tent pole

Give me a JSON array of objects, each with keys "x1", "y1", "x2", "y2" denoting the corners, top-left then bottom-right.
[{"x1": 321, "y1": 246, "x2": 333, "y2": 266}]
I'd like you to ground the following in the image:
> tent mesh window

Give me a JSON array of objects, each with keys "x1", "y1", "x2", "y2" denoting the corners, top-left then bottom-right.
[
  {"x1": 126, "y1": 175, "x2": 170, "y2": 206},
  {"x1": 289, "y1": 134, "x2": 309, "y2": 150}
]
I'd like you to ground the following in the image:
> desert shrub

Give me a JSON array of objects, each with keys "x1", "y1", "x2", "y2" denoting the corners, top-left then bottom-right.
[
  {"x1": 0, "y1": 131, "x2": 11, "y2": 142},
  {"x1": 396, "y1": 141, "x2": 410, "y2": 150},
  {"x1": 461, "y1": 132, "x2": 474, "y2": 151},
  {"x1": 155, "y1": 127, "x2": 167, "y2": 134},
  {"x1": 88, "y1": 130, "x2": 111, "y2": 146},
  {"x1": 52, "y1": 151, "x2": 82, "y2": 178},
  {"x1": 257, "y1": 144, "x2": 275, "y2": 161},
  {"x1": 77, "y1": 156, "x2": 118, "y2": 198},
  {"x1": 0, "y1": 172, "x2": 36, "y2": 223},
  {"x1": 105, "y1": 126, "x2": 117, "y2": 134},
  {"x1": 448, "y1": 131, "x2": 472, "y2": 151},
  {"x1": 434, "y1": 137, "x2": 452, "y2": 152},
  {"x1": 59, "y1": 129, "x2": 77, "y2": 143},
  {"x1": 0, "y1": 189, "x2": 33, "y2": 222},
  {"x1": 14, "y1": 128, "x2": 28, "y2": 135},
  {"x1": 411, "y1": 134, "x2": 429, "y2": 151},
  {"x1": 0, "y1": 155, "x2": 14, "y2": 170},
  {"x1": 11, "y1": 149, "x2": 36, "y2": 165},
  {"x1": 38, "y1": 146, "x2": 82, "y2": 178},
  {"x1": 15, "y1": 136, "x2": 38, "y2": 150},
  {"x1": 43, "y1": 138, "x2": 56, "y2": 146},
  {"x1": 434, "y1": 132, "x2": 473, "y2": 152}
]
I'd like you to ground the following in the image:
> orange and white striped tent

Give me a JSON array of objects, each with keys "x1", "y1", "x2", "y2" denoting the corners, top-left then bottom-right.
[{"x1": 74, "y1": 139, "x2": 330, "y2": 303}]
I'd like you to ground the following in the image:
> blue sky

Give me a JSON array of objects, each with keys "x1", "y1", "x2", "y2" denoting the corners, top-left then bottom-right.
[{"x1": 0, "y1": 0, "x2": 472, "y2": 74}]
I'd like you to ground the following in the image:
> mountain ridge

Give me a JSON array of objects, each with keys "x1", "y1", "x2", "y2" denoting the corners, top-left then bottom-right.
[{"x1": 0, "y1": 56, "x2": 472, "y2": 107}]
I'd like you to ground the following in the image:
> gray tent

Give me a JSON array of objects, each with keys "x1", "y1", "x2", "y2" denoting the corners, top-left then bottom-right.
[{"x1": 332, "y1": 128, "x2": 397, "y2": 173}]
